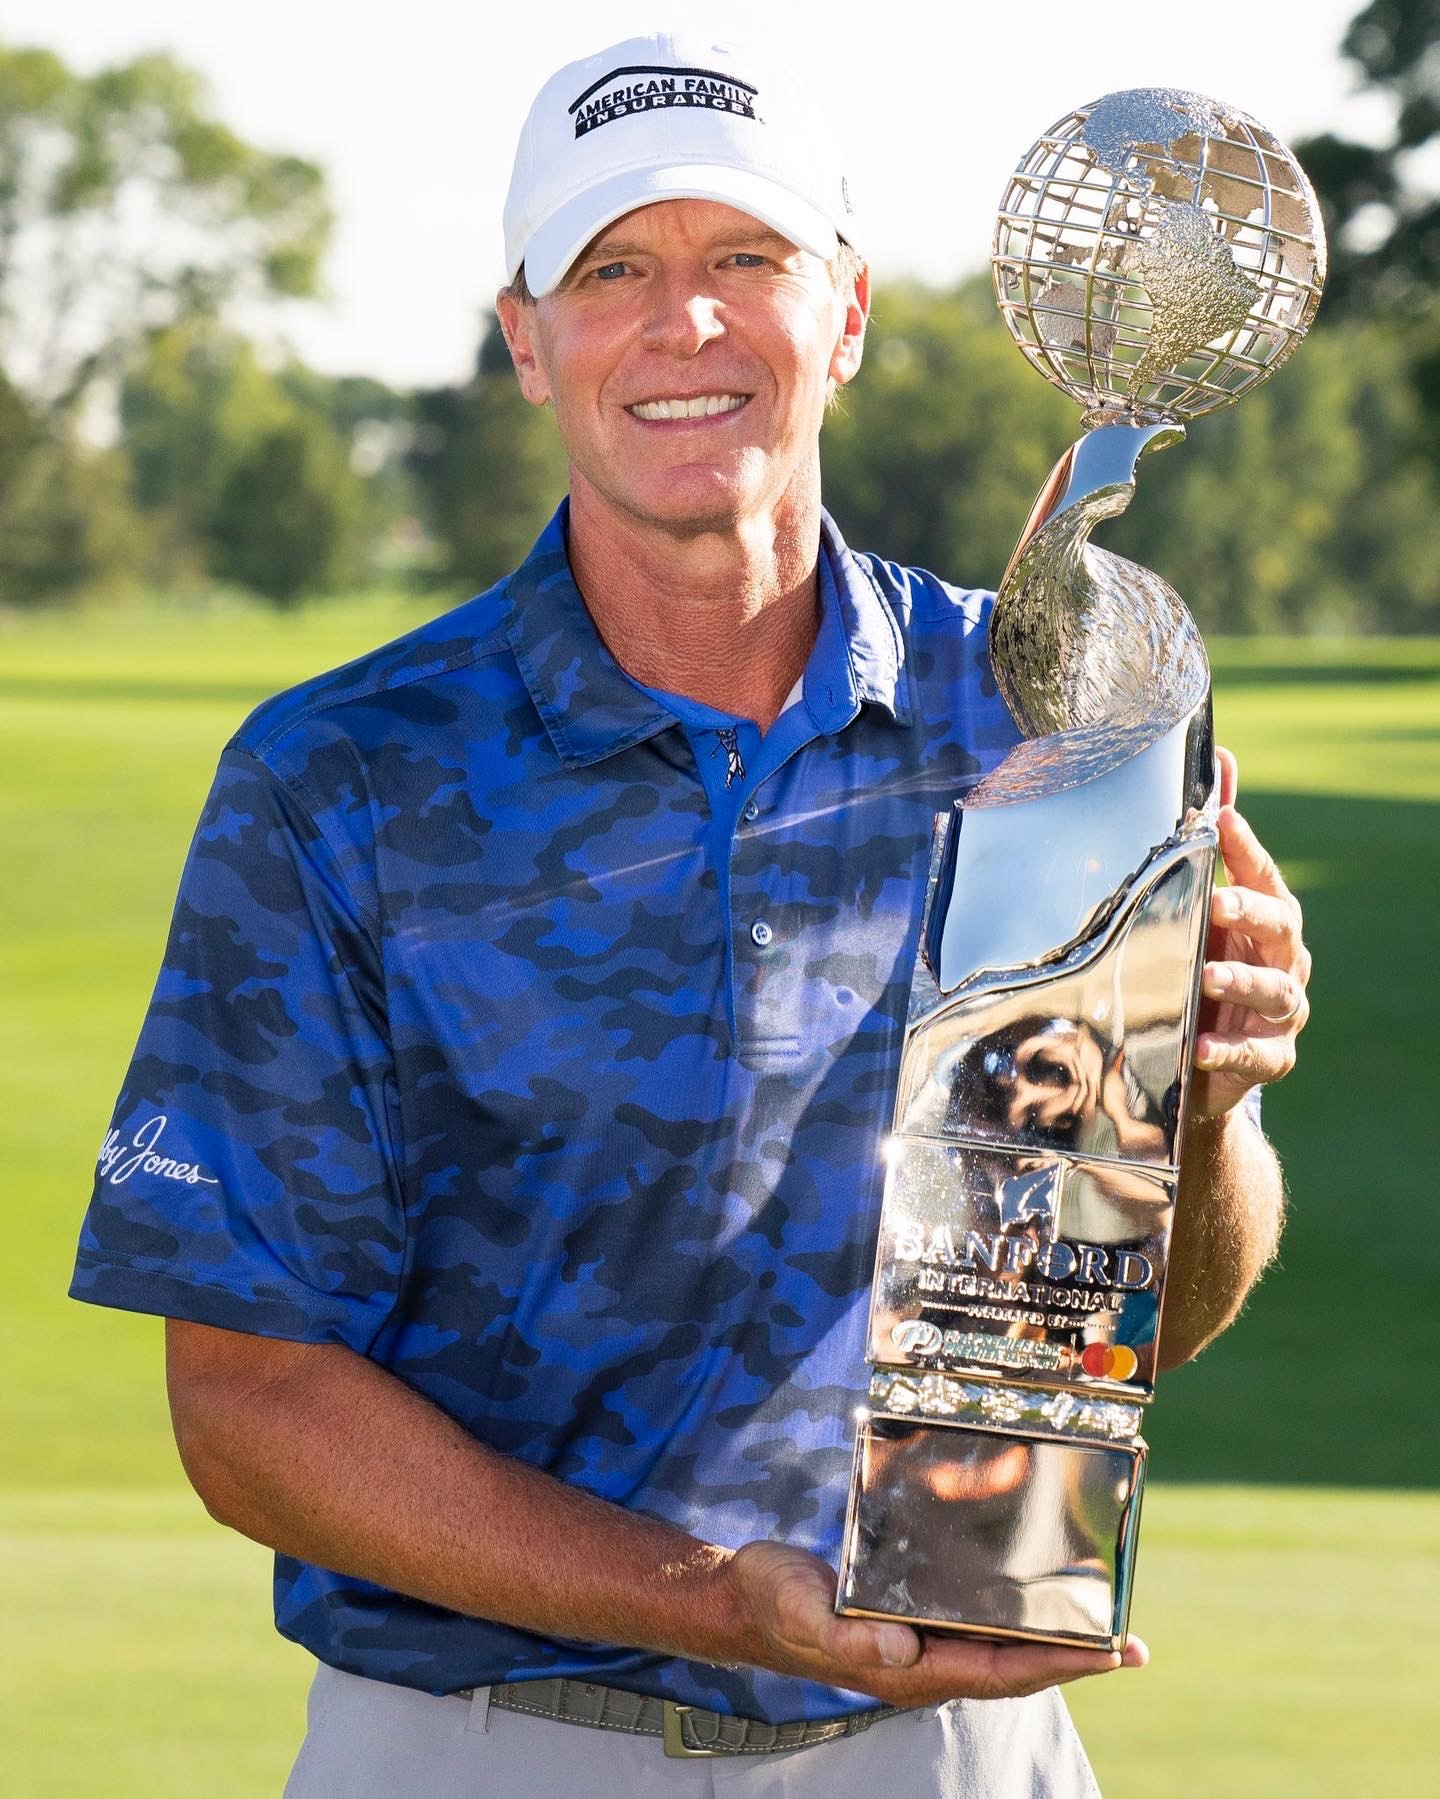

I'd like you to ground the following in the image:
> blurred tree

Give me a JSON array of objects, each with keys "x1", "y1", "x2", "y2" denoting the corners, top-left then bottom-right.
[
  {"x1": 822, "y1": 280, "x2": 1073, "y2": 588},
  {"x1": 0, "y1": 415, "x2": 144, "y2": 603},
  {"x1": 0, "y1": 368, "x2": 38, "y2": 504},
  {"x1": 1293, "y1": 3, "x2": 1440, "y2": 471},
  {"x1": 0, "y1": 363, "x2": 147, "y2": 601},
  {"x1": 1293, "y1": 0, "x2": 1440, "y2": 318},
  {"x1": 121, "y1": 322, "x2": 291, "y2": 585},
  {"x1": 0, "y1": 40, "x2": 331, "y2": 603},
  {"x1": 208, "y1": 415, "x2": 364, "y2": 605},
  {"x1": 409, "y1": 314, "x2": 569, "y2": 591},
  {"x1": 0, "y1": 43, "x2": 328, "y2": 422},
  {"x1": 821, "y1": 277, "x2": 1440, "y2": 632},
  {"x1": 1107, "y1": 318, "x2": 1440, "y2": 633},
  {"x1": 120, "y1": 320, "x2": 391, "y2": 604},
  {"x1": 279, "y1": 364, "x2": 423, "y2": 580}
]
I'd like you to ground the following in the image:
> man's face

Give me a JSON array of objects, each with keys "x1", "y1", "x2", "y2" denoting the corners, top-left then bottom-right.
[{"x1": 497, "y1": 199, "x2": 868, "y2": 538}]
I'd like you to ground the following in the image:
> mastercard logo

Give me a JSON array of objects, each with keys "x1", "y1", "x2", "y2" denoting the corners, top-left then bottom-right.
[{"x1": 1079, "y1": 1343, "x2": 1139, "y2": 1381}]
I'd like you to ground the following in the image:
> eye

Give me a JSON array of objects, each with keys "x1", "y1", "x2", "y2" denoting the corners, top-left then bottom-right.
[
  {"x1": 728, "y1": 252, "x2": 769, "y2": 269},
  {"x1": 590, "y1": 260, "x2": 629, "y2": 281}
]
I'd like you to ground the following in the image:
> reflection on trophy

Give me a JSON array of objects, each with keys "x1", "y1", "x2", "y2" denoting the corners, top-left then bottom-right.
[{"x1": 837, "y1": 89, "x2": 1326, "y2": 1649}]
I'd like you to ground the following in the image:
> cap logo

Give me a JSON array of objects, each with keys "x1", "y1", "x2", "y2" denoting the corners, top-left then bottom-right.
[{"x1": 568, "y1": 64, "x2": 759, "y2": 138}]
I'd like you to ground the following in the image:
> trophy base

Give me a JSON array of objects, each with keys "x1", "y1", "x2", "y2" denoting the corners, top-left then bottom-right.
[{"x1": 836, "y1": 1412, "x2": 1145, "y2": 1650}]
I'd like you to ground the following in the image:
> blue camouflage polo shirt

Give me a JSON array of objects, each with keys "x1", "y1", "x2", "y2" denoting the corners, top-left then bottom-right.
[{"x1": 71, "y1": 502, "x2": 1021, "y2": 1723}]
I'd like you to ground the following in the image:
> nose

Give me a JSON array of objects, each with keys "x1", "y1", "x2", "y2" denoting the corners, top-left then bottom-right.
[{"x1": 641, "y1": 272, "x2": 725, "y2": 356}]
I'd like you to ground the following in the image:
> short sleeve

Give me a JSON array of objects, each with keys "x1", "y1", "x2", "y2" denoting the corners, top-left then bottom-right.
[{"x1": 70, "y1": 744, "x2": 406, "y2": 1349}]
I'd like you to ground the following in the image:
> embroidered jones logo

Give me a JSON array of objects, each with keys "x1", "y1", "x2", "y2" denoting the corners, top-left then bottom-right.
[{"x1": 97, "y1": 1115, "x2": 220, "y2": 1188}]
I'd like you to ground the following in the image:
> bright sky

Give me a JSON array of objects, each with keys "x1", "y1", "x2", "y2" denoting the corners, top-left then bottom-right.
[{"x1": 7, "y1": 0, "x2": 1384, "y2": 389}]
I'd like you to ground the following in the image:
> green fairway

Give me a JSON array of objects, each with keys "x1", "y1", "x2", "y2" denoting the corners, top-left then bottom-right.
[
  {"x1": 3, "y1": 602, "x2": 1436, "y2": 1794},
  {"x1": 3, "y1": 1484, "x2": 1431, "y2": 1799},
  {"x1": 1158, "y1": 637, "x2": 1440, "y2": 1489},
  {"x1": 1068, "y1": 1484, "x2": 1438, "y2": 1797}
]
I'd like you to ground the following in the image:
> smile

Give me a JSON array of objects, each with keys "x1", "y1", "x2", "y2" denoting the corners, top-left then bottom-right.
[{"x1": 626, "y1": 393, "x2": 750, "y2": 421}]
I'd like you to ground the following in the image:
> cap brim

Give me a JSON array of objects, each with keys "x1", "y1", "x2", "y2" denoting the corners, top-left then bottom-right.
[{"x1": 521, "y1": 162, "x2": 843, "y2": 295}]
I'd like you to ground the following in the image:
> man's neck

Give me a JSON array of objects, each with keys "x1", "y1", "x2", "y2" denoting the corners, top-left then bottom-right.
[{"x1": 565, "y1": 475, "x2": 823, "y2": 733}]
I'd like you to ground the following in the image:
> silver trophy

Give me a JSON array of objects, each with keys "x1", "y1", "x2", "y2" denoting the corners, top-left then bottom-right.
[{"x1": 836, "y1": 90, "x2": 1326, "y2": 1649}]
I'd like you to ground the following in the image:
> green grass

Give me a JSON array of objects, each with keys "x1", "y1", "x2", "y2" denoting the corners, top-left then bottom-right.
[
  {"x1": 1068, "y1": 1486, "x2": 1438, "y2": 1797},
  {"x1": 3, "y1": 602, "x2": 1437, "y2": 1793},
  {"x1": 1155, "y1": 639, "x2": 1440, "y2": 1488},
  {"x1": 2, "y1": 1492, "x2": 312, "y2": 1799},
  {"x1": 2, "y1": 1485, "x2": 1430, "y2": 1798}
]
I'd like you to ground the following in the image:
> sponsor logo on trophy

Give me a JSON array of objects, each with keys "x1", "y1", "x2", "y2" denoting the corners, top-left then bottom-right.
[{"x1": 836, "y1": 89, "x2": 1326, "y2": 1650}]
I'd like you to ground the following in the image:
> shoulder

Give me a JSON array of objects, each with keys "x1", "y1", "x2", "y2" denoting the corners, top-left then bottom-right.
[
  {"x1": 842, "y1": 541, "x2": 1000, "y2": 701},
  {"x1": 228, "y1": 580, "x2": 518, "y2": 785},
  {"x1": 217, "y1": 582, "x2": 528, "y2": 929},
  {"x1": 850, "y1": 548, "x2": 995, "y2": 639}
]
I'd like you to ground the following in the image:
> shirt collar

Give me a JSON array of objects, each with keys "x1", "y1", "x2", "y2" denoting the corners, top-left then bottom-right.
[
  {"x1": 806, "y1": 513, "x2": 914, "y2": 731},
  {"x1": 504, "y1": 500, "x2": 914, "y2": 769}
]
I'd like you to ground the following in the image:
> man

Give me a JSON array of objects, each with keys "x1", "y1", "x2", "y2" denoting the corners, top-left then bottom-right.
[{"x1": 71, "y1": 33, "x2": 1309, "y2": 1797}]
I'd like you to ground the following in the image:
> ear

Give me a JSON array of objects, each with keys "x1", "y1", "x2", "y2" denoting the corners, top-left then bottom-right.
[
  {"x1": 495, "y1": 290, "x2": 552, "y2": 407},
  {"x1": 828, "y1": 262, "x2": 870, "y2": 389}
]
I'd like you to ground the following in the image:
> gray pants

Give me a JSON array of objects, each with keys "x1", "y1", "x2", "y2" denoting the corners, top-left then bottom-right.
[{"x1": 283, "y1": 1663, "x2": 1103, "y2": 1797}]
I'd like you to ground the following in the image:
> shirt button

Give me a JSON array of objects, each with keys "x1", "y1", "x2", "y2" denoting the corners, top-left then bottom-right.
[
  {"x1": 750, "y1": 919, "x2": 774, "y2": 948},
  {"x1": 743, "y1": 799, "x2": 760, "y2": 823}
]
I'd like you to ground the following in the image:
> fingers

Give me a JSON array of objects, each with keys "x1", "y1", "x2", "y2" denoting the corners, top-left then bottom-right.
[
  {"x1": 1217, "y1": 804, "x2": 1292, "y2": 905},
  {"x1": 1194, "y1": 1027, "x2": 1296, "y2": 1084},
  {"x1": 759, "y1": 1549, "x2": 924, "y2": 1673},
  {"x1": 827, "y1": 1617, "x2": 922, "y2": 1671},
  {"x1": 1216, "y1": 744, "x2": 1238, "y2": 809},
  {"x1": 1208, "y1": 808, "x2": 1311, "y2": 1024},
  {"x1": 1203, "y1": 804, "x2": 1311, "y2": 1100},
  {"x1": 820, "y1": 1621, "x2": 1135, "y2": 1704},
  {"x1": 1210, "y1": 883, "x2": 1307, "y2": 972},
  {"x1": 1212, "y1": 875, "x2": 1295, "y2": 944},
  {"x1": 730, "y1": 1543, "x2": 1147, "y2": 1704},
  {"x1": 909, "y1": 1633, "x2": 1133, "y2": 1703},
  {"x1": 763, "y1": 1552, "x2": 856, "y2": 1646},
  {"x1": 1202, "y1": 960, "x2": 1308, "y2": 1027}
]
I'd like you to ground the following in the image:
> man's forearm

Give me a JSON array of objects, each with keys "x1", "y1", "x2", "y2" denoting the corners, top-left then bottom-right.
[
  {"x1": 1158, "y1": 1105, "x2": 1284, "y2": 1371},
  {"x1": 167, "y1": 1319, "x2": 747, "y2": 1665},
  {"x1": 166, "y1": 1317, "x2": 1144, "y2": 1708}
]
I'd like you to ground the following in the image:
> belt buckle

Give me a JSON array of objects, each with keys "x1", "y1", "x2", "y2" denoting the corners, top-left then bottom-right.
[{"x1": 662, "y1": 1701, "x2": 720, "y2": 1759}]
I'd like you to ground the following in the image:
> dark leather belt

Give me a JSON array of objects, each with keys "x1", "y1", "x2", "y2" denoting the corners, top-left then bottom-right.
[{"x1": 484, "y1": 1674, "x2": 904, "y2": 1759}]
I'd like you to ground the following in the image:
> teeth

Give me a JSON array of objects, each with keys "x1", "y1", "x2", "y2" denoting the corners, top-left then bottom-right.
[{"x1": 630, "y1": 394, "x2": 747, "y2": 420}]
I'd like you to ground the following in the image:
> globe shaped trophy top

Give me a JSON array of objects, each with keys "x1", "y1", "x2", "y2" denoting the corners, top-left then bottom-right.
[
  {"x1": 976, "y1": 88, "x2": 1328, "y2": 760},
  {"x1": 992, "y1": 88, "x2": 1327, "y2": 427}
]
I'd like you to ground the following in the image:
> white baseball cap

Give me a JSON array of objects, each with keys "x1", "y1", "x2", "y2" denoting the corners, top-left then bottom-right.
[{"x1": 503, "y1": 33, "x2": 861, "y2": 296}]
